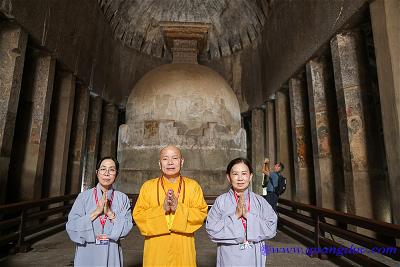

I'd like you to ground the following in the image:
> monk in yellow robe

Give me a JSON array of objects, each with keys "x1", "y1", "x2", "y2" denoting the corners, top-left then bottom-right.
[{"x1": 133, "y1": 145, "x2": 208, "y2": 266}]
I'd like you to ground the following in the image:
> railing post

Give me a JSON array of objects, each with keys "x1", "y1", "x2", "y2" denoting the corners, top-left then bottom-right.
[
  {"x1": 312, "y1": 214, "x2": 320, "y2": 258},
  {"x1": 63, "y1": 198, "x2": 69, "y2": 216},
  {"x1": 314, "y1": 214, "x2": 329, "y2": 260},
  {"x1": 17, "y1": 210, "x2": 25, "y2": 248},
  {"x1": 17, "y1": 210, "x2": 30, "y2": 252}
]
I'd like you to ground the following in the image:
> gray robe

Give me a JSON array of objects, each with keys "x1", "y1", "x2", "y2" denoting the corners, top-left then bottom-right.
[
  {"x1": 66, "y1": 183, "x2": 133, "y2": 267},
  {"x1": 206, "y1": 188, "x2": 277, "y2": 266}
]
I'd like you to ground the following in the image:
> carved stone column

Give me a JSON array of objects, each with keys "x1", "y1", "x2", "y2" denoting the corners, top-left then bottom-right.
[
  {"x1": 65, "y1": 84, "x2": 90, "y2": 194},
  {"x1": 289, "y1": 76, "x2": 314, "y2": 204},
  {"x1": 0, "y1": 23, "x2": 27, "y2": 203},
  {"x1": 82, "y1": 96, "x2": 102, "y2": 191},
  {"x1": 251, "y1": 108, "x2": 265, "y2": 195}
]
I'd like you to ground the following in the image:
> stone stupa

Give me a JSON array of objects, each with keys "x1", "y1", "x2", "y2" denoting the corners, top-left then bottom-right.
[{"x1": 117, "y1": 22, "x2": 246, "y2": 194}]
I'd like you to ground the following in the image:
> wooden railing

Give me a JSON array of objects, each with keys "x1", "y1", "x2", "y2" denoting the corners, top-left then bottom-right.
[
  {"x1": 0, "y1": 194, "x2": 77, "y2": 252},
  {"x1": 277, "y1": 198, "x2": 400, "y2": 266}
]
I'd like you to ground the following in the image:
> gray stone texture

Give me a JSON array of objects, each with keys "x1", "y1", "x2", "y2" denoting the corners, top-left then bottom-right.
[
  {"x1": 261, "y1": 0, "x2": 368, "y2": 103},
  {"x1": 43, "y1": 71, "x2": 75, "y2": 197},
  {"x1": 97, "y1": 0, "x2": 266, "y2": 60},
  {"x1": 370, "y1": 0, "x2": 400, "y2": 228},
  {"x1": 331, "y1": 32, "x2": 369, "y2": 218},
  {"x1": 9, "y1": 51, "x2": 55, "y2": 201},
  {"x1": 289, "y1": 76, "x2": 314, "y2": 205},
  {"x1": 275, "y1": 90, "x2": 294, "y2": 201},
  {"x1": 99, "y1": 103, "x2": 118, "y2": 159},
  {"x1": 331, "y1": 31, "x2": 388, "y2": 222},
  {"x1": 65, "y1": 84, "x2": 90, "y2": 194},
  {"x1": 0, "y1": 0, "x2": 369, "y2": 111},
  {"x1": 0, "y1": 22, "x2": 27, "y2": 203},
  {"x1": 118, "y1": 122, "x2": 246, "y2": 195},
  {"x1": 0, "y1": 0, "x2": 262, "y2": 112},
  {"x1": 251, "y1": 108, "x2": 265, "y2": 195},
  {"x1": 0, "y1": 0, "x2": 165, "y2": 107},
  {"x1": 306, "y1": 58, "x2": 337, "y2": 210},
  {"x1": 265, "y1": 101, "x2": 276, "y2": 167},
  {"x1": 118, "y1": 63, "x2": 246, "y2": 195},
  {"x1": 82, "y1": 96, "x2": 102, "y2": 191}
]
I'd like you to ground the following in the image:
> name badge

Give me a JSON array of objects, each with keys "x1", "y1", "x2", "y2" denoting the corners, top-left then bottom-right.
[
  {"x1": 95, "y1": 234, "x2": 109, "y2": 245},
  {"x1": 239, "y1": 241, "x2": 253, "y2": 250}
]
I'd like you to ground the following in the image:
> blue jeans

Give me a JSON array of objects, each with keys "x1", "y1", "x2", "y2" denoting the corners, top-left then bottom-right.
[{"x1": 265, "y1": 191, "x2": 278, "y2": 212}]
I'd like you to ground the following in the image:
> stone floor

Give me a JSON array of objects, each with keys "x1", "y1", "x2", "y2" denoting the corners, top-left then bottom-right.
[{"x1": 1, "y1": 226, "x2": 356, "y2": 267}]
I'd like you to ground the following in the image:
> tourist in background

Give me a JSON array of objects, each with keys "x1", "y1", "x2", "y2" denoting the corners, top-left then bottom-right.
[
  {"x1": 266, "y1": 162, "x2": 285, "y2": 212},
  {"x1": 261, "y1": 158, "x2": 270, "y2": 198}
]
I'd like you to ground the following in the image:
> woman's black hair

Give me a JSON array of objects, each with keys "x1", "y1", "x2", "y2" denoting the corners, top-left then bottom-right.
[
  {"x1": 96, "y1": 156, "x2": 120, "y2": 173},
  {"x1": 226, "y1": 157, "x2": 253, "y2": 174}
]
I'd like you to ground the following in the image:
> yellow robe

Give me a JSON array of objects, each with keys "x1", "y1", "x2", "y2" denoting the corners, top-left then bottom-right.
[{"x1": 133, "y1": 176, "x2": 208, "y2": 266}]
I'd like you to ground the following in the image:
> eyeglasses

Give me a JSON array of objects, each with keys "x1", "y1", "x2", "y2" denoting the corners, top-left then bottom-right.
[{"x1": 98, "y1": 168, "x2": 117, "y2": 175}]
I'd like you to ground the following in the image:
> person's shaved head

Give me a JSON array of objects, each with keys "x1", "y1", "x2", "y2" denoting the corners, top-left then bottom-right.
[
  {"x1": 159, "y1": 145, "x2": 184, "y2": 179},
  {"x1": 160, "y1": 145, "x2": 182, "y2": 158}
]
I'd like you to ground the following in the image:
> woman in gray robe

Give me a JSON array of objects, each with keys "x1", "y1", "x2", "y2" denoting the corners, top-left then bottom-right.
[
  {"x1": 206, "y1": 157, "x2": 277, "y2": 266},
  {"x1": 66, "y1": 157, "x2": 133, "y2": 267}
]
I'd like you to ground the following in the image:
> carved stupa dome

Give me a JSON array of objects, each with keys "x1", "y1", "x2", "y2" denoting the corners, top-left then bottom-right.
[{"x1": 126, "y1": 63, "x2": 241, "y2": 134}]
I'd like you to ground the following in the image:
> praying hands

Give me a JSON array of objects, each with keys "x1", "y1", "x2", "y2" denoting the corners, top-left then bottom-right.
[
  {"x1": 235, "y1": 194, "x2": 248, "y2": 219},
  {"x1": 90, "y1": 191, "x2": 115, "y2": 221},
  {"x1": 163, "y1": 189, "x2": 178, "y2": 213}
]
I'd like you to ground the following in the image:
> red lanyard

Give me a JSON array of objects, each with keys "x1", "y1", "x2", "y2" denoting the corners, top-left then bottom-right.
[
  {"x1": 233, "y1": 191, "x2": 250, "y2": 233},
  {"x1": 93, "y1": 187, "x2": 114, "y2": 229},
  {"x1": 160, "y1": 176, "x2": 183, "y2": 199}
]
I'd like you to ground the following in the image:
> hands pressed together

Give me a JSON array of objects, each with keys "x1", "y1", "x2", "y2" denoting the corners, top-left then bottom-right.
[
  {"x1": 91, "y1": 191, "x2": 116, "y2": 221},
  {"x1": 163, "y1": 189, "x2": 178, "y2": 213},
  {"x1": 235, "y1": 193, "x2": 248, "y2": 219}
]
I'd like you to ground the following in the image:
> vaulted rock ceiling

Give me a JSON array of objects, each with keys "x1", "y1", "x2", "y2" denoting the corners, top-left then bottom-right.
[{"x1": 97, "y1": 0, "x2": 269, "y2": 60}]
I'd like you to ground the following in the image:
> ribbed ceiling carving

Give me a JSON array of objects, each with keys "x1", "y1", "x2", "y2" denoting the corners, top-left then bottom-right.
[{"x1": 97, "y1": 0, "x2": 268, "y2": 60}]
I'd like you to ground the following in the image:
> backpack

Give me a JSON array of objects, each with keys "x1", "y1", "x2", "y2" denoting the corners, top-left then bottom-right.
[{"x1": 274, "y1": 173, "x2": 287, "y2": 195}]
